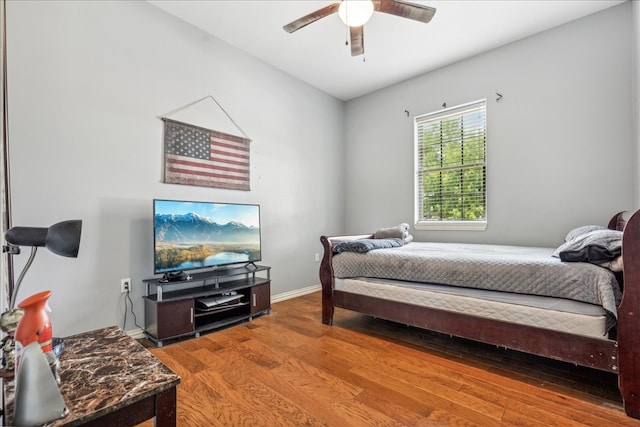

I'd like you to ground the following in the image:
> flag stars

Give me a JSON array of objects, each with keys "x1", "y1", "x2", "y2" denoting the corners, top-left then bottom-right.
[{"x1": 165, "y1": 124, "x2": 210, "y2": 160}]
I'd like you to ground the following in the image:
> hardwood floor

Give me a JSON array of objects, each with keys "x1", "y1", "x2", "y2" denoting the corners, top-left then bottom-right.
[{"x1": 141, "y1": 292, "x2": 640, "y2": 426}]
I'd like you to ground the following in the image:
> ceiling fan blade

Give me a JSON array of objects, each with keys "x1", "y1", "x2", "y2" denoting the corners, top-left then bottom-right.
[
  {"x1": 283, "y1": 3, "x2": 340, "y2": 33},
  {"x1": 350, "y1": 26, "x2": 365, "y2": 57},
  {"x1": 374, "y1": 0, "x2": 436, "y2": 24}
]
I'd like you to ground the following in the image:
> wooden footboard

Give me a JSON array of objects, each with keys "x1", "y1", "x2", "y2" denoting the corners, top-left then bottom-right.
[
  {"x1": 617, "y1": 209, "x2": 640, "y2": 418},
  {"x1": 319, "y1": 233, "x2": 372, "y2": 325},
  {"x1": 319, "y1": 209, "x2": 640, "y2": 419}
]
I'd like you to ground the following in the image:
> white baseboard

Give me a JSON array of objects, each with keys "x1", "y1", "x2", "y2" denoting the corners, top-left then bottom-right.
[
  {"x1": 127, "y1": 328, "x2": 146, "y2": 340},
  {"x1": 270, "y1": 283, "x2": 321, "y2": 304},
  {"x1": 126, "y1": 284, "x2": 321, "y2": 339}
]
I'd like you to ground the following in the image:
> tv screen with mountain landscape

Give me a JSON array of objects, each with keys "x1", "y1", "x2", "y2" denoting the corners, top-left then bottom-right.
[{"x1": 153, "y1": 199, "x2": 261, "y2": 274}]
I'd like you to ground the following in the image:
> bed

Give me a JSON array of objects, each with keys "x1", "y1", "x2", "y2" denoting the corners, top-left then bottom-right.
[{"x1": 319, "y1": 210, "x2": 640, "y2": 419}]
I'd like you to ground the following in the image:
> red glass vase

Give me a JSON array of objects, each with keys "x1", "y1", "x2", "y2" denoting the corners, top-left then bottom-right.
[{"x1": 14, "y1": 290, "x2": 53, "y2": 358}]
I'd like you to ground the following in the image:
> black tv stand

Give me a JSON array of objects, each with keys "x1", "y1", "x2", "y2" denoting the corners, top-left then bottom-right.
[{"x1": 143, "y1": 265, "x2": 271, "y2": 347}]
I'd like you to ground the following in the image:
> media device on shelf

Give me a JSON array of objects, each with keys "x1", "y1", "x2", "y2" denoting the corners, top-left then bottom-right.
[{"x1": 153, "y1": 199, "x2": 261, "y2": 281}]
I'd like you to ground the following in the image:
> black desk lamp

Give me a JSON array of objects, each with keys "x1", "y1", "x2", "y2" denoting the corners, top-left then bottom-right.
[
  {"x1": 3, "y1": 219, "x2": 82, "y2": 310},
  {"x1": 1, "y1": 219, "x2": 82, "y2": 360},
  {"x1": 1, "y1": 219, "x2": 81, "y2": 425}
]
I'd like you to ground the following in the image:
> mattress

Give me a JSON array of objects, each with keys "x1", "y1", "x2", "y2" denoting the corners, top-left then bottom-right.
[
  {"x1": 331, "y1": 242, "x2": 622, "y2": 331},
  {"x1": 335, "y1": 277, "x2": 610, "y2": 339}
]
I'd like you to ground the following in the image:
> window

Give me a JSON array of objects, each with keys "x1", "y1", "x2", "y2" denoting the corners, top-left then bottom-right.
[{"x1": 414, "y1": 99, "x2": 487, "y2": 231}]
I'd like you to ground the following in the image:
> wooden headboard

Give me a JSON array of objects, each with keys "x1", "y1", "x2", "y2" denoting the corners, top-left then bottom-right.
[{"x1": 609, "y1": 210, "x2": 634, "y2": 231}]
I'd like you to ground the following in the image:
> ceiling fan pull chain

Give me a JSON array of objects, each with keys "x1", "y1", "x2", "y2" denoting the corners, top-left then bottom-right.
[
  {"x1": 344, "y1": 0, "x2": 349, "y2": 25},
  {"x1": 344, "y1": 0, "x2": 350, "y2": 47}
]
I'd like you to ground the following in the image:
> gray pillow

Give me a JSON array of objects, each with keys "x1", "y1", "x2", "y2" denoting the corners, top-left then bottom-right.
[
  {"x1": 554, "y1": 229, "x2": 623, "y2": 263},
  {"x1": 334, "y1": 238, "x2": 404, "y2": 254},
  {"x1": 564, "y1": 225, "x2": 608, "y2": 242}
]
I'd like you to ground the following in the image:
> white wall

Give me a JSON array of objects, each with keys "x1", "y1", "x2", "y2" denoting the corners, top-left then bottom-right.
[
  {"x1": 6, "y1": 1, "x2": 345, "y2": 336},
  {"x1": 344, "y1": 3, "x2": 634, "y2": 247}
]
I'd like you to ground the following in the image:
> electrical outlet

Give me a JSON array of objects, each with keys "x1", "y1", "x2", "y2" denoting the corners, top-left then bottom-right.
[
  {"x1": 121, "y1": 278, "x2": 131, "y2": 293},
  {"x1": 315, "y1": 253, "x2": 320, "y2": 262}
]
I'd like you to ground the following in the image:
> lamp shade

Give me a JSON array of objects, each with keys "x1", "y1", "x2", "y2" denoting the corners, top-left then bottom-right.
[{"x1": 5, "y1": 220, "x2": 82, "y2": 258}]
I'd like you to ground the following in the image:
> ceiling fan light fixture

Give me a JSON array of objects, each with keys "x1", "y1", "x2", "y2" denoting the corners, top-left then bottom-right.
[{"x1": 338, "y1": 0, "x2": 374, "y2": 27}]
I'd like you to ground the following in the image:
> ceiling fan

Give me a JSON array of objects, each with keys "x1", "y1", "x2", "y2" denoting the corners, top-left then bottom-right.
[{"x1": 283, "y1": 0, "x2": 436, "y2": 57}]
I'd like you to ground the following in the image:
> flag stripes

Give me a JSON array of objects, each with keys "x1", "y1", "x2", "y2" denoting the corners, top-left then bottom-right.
[{"x1": 163, "y1": 118, "x2": 251, "y2": 190}]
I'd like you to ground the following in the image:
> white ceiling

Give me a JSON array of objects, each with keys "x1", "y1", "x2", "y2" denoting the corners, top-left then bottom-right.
[{"x1": 148, "y1": 0, "x2": 625, "y2": 101}]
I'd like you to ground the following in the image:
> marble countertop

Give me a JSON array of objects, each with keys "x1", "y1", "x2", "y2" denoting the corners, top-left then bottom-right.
[{"x1": 5, "y1": 326, "x2": 180, "y2": 426}]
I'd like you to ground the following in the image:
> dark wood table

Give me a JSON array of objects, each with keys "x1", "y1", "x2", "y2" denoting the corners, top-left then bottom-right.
[{"x1": 5, "y1": 326, "x2": 180, "y2": 426}]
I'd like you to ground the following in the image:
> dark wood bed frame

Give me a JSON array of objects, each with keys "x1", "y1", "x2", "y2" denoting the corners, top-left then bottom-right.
[{"x1": 320, "y1": 210, "x2": 640, "y2": 419}]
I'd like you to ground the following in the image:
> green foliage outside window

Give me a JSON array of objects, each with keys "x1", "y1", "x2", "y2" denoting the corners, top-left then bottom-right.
[{"x1": 418, "y1": 104, "x2": 486, "y2": 222}]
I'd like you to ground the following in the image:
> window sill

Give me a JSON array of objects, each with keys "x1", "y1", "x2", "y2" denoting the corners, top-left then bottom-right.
[{"x1": 414, "y1": 220, "x2": 487, "y2": 231}]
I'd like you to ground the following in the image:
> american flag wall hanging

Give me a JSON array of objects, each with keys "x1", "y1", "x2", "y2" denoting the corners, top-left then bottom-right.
[{"x1": 162, "y1": 118, "x2": 251, "y2": 191}]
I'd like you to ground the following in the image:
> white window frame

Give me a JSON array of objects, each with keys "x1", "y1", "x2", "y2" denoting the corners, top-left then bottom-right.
[{"x1": 414, "y1": 99, "x2": 487, "y2": 231}]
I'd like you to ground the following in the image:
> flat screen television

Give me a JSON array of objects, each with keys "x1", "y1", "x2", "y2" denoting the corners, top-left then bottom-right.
[{"x1": 153, "y1": 199, "x2": 261, "y2": 277}]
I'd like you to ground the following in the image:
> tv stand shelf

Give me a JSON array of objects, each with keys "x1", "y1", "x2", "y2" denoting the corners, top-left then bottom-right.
[{"x1": 143, "y1": 265, "x2": 271, "y2": 347}]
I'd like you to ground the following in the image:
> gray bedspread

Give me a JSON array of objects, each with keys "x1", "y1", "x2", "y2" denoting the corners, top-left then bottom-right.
[{"x1": 332, "y1": 241, "x2": 622, "y2": 324}]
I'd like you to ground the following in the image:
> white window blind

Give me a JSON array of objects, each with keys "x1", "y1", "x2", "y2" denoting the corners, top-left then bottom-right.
[{"x1": 415, "y1": 99, "x2": 487, "y2": 230}]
